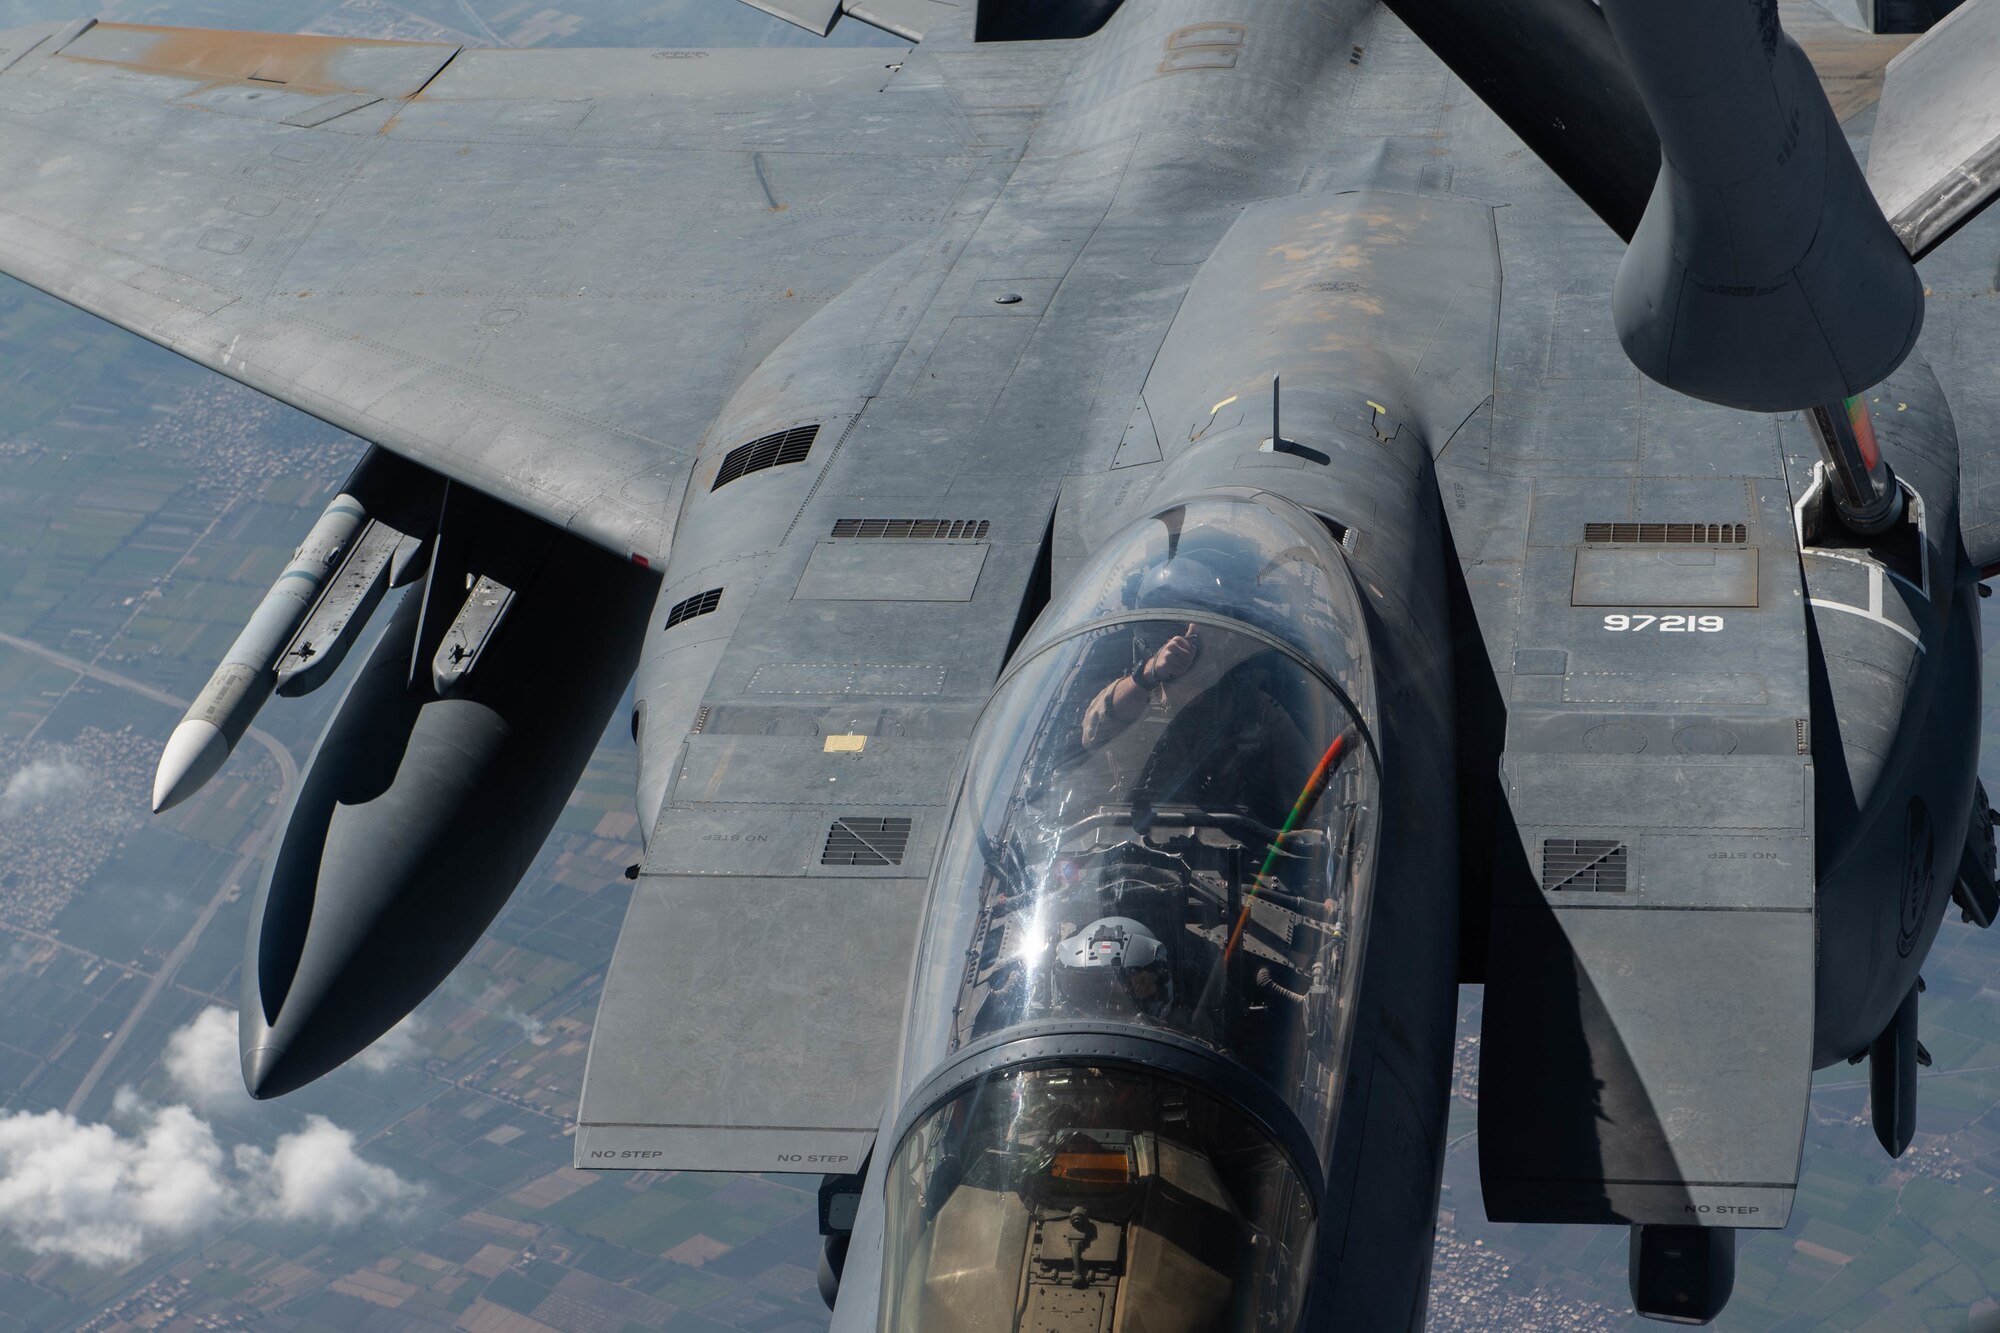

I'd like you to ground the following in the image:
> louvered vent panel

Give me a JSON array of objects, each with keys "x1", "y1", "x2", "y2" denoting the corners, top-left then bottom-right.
[
  {"x1": 712, "y1": 424, "x2": 819, "y2": 490},
  {"x1": 1541, "y1": 839, "x2": 1629, "y2": 892},
  {"x1": 822, "y1": 816, "x2": 913, "y2": 866},
  {"x1": 830, "y1": 519, "x2": 991, "y2": 540},
  {"x1": 1316, "y1": 515, "x2": 1353, "y2": 549},
  {"x1": 1583, "y1": 522, "x2": 1747, "y2": 544},
  {"x1": 663, "y1": 587, "x2": 723, "y2": 629}
]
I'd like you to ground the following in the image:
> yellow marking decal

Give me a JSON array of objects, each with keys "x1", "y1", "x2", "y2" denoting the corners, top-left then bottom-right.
[{"x1": 824, "y1": 734, "x2": 867, "y2": 753}]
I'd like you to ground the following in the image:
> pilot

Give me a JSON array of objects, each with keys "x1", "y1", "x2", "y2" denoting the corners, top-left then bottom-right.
[
  {"x1": 1077, "y1": 535, "x2": 1263, "y2": 750},
  {"x1": 1057, "y1": 531, "x2": 1329, "y2": 851},
  {"x1": 1079, "y1": 621, "x2": 1200, "y2": 748},
  {"x1": 1054, "y1": 915, "x2": 1173, "y2": 1019}
]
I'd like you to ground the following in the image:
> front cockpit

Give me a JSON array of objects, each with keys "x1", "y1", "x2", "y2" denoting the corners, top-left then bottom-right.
[
  {"x1": 880, "y1": 495, "x2": 1380, "y2": 1332},
  {"x1": 935, "y1": 613, "x2": 1371, "y2": 1075}
]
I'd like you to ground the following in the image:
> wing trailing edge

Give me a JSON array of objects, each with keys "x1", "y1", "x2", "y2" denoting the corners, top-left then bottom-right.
[{"x1": 739, "y1": 0, "x2": 961, "y2": 41}]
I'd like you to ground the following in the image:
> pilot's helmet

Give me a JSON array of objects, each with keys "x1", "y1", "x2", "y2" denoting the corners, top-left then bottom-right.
[
  {"x1": 1126, "y1": 527, "x2": 1269, "y2": 621},
  {"x1": 1056, "y1": 916, "x2": 1166, "y2": 971}
]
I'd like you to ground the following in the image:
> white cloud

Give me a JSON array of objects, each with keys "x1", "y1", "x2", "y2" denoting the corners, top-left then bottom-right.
[
  {"x1": 458, "y1": 982, "x2": 547, "y2": 1045},
  {"x1": 0, "y1": 1092, "x2": 418, "y2": 1267},
  {"x1": 162, "y1": 1006, "x2": 251, "y2": 1115},
  {"x1": 164, "y1": 1007, "x2": 422, "y2": 1110},
  {"x1": 0, "y1": 1097, "x2": 230, "y2": 1265},
  {"x1": 0, "y1": 938, "x2": 37, "y2": 981},
  {"x1": 500, "y1": 1007, "x2": 546, "y2": 1043},
  {"x1": 238, "y1": 1117, "x2": 420, "y2": 1228},
  {"x1": 353, "y1": 1014, "x2": 425, "y2": 1073},
  {"x1": 0, "y1": 754, "x2": 89, "y2": 818}
]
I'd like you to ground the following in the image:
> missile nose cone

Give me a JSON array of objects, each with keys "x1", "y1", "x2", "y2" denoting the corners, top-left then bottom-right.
[
  {"x1": 153, "y1": 718, "x2": 229, "y2": 812},
  {"x1": 240, "y1": 1043, "x2": 291, "y2": 1100}
]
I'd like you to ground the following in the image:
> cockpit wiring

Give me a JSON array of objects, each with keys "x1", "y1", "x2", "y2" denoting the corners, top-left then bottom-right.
[{"x1": 1223, "y1": 732, "x2": 1351, "y2": 962}]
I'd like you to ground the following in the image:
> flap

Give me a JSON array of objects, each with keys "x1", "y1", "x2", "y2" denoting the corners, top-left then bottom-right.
[
  {"x1": 844, "y1": 0, "x2": 963, "y2": 41},
  {"x1": 740, "y1": 0, "x2": 845, "y2": 37},
  {"x1": 576, "y1": 873, "x2": 925, "y2": 1173},
  {"x1": 735, "y1": 0, "x2": 959, "y2": 40}
]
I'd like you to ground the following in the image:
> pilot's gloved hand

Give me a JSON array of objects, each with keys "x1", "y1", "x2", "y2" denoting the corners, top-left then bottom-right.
[{"x1": 1138, "y1": 624, "x2": 1198, "y2": 688}]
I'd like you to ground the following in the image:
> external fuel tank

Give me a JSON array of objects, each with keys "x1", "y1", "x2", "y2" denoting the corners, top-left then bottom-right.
[{"x1": 239, "y1": 519, "x2": 656, "y2": 1098}]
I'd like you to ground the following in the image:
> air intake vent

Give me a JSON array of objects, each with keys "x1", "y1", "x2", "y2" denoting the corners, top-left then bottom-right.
[
  {"x1": 822, "y1": 816, "x2": 912, "y2": 866},
  {"x1": 713, "y1": 424, "x2": 819, "y2": 490},
  {"x1": 1542, "y1": 839, "x2": 1628, "y2": 892},
  {"x1": 831, "y1": 519, "x2": 991, "y2": 540},
  {"x1": 1584, "y1": 523, "x2": 1747, "y2": 544},
  {"x1": 664, "y1": 587, "x2": 722, "y2": 628}
]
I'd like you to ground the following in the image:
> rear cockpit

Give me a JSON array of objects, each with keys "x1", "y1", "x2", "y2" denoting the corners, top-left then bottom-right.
[{"x1": 880, "y1": 1065, "x2": 1314, "y2": 1332}]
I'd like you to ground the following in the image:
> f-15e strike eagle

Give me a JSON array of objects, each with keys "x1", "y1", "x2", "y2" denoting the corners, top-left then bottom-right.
[{"x1": 3, "y1": 0, "x2": 1999, "y2": 1324}]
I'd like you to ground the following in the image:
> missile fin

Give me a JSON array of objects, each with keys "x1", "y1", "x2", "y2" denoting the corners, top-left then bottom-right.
[
  {"x1": 432, "y1": 573, "x2": 517, "y2": 696},
  {"x1": 1868, "y1": 984, "x2": 1922, "y2": 1158},
  {"x1": 388, "y1": 531, "x2": 432, "y2": 588}
]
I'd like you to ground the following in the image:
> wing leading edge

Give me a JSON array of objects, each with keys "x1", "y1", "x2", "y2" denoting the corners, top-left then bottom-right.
[{"x1": 0, "y1": 19, "x2": 978, "y2": 561}]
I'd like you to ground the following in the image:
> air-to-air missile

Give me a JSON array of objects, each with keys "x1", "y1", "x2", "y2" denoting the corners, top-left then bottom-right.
[{"x1": 151, "y1": 450, "x2": 439, "y2": 812}]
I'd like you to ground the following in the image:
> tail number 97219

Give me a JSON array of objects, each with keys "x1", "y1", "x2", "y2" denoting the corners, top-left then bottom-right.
[{"x1": 1603, "y1": 614, "x2": 1724, "y2": 632}]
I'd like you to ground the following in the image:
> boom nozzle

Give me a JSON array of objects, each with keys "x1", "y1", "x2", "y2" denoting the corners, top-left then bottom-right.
[{"x1": 1600, "y1": 0, "x2": 1923, "y2": 415}]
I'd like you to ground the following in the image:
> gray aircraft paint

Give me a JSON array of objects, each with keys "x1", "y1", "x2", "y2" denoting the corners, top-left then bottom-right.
[{"x1": 0, "y1": 0, "x2": 1994, "y2": 1326}]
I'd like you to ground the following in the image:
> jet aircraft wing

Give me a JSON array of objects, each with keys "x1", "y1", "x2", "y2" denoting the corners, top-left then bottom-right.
[{"x1": 0, "y1": 19, "x2": 984, "y2": 561}]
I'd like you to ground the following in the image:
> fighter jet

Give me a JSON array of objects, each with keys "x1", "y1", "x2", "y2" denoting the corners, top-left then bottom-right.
[{"x1": 0, "y1": 0, "x2": 1995, "y2": 1324}]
